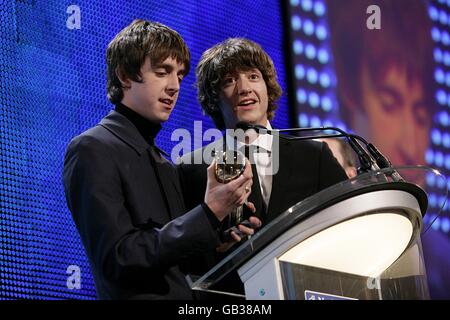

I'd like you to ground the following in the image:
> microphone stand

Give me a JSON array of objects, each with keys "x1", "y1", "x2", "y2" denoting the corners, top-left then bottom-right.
[{"x1": 236, "y1": 122, "x2": 403, "y2": 182}]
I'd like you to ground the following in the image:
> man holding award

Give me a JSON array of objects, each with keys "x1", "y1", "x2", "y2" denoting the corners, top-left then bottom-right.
[{"x1": 178, "y1": 38, "x2": 347, "y2": 285}]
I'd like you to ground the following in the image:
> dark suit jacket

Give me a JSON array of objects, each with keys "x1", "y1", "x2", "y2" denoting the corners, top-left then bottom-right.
[
  {"x1": 178, "y1": 137, "x2": 348, "y2": 225},
  {"x1": 63, "y1": 110, "x2": 221, "y2": 300},
  {"x1": 177, "y1": 137, "x2": 347, "y2": 288}
]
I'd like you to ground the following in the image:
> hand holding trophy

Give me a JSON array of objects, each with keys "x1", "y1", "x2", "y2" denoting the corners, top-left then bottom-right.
[{"x1": 214, "y1": 149, "x2": 248, "y2": 228}]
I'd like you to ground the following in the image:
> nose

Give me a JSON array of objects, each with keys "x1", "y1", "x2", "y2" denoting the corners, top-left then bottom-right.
[
  {"x1": 166, "y1": 73, "x2": 180, "y2": 96},
  {"x1": 237, "y1": 76, "x2": 252, "y2": 96}
]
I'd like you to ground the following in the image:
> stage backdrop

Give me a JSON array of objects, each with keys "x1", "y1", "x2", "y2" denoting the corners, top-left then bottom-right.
[
  {"x1": 1, "y1": 0, "x2": 450, "y2": 300},
  {"x1": 0, "y1": 0, "x2": 289, "y2": 299}
]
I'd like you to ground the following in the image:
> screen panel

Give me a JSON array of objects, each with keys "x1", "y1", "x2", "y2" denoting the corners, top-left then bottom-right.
[{"x1": 0, "y1": 0, "x2": 288, "y2": 299}]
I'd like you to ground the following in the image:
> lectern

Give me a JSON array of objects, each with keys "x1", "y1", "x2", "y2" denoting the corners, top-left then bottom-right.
[{"x1": 191, "y1": 168, "x2": 436, "y2": 300}]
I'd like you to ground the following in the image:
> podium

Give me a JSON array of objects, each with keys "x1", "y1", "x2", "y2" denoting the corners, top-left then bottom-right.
[{"x1": 191, "y1": 168, "x2": 436, "y2": 300}]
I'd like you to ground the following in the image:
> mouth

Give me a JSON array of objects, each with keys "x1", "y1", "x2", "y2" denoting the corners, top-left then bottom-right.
[
  {"x1": 237, "y1": 99, "x2": 257, "y2": 109},
  {"x1": 159, "y1": 98, "x2": 174, "y2": 109}
]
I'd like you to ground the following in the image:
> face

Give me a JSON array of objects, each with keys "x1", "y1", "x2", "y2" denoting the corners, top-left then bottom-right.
[
  {"x1": 355, "y1": 63, "x2": 431, "y2": 167},
  {"x1": 120, "y1": 57, "x2": 185, "y2": 123},
  {"x1": 219, "y1": 68, "x2": 269, "y2": 128}
]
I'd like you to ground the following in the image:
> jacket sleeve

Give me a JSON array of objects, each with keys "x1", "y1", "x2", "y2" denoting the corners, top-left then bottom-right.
[
  {"x1": 62, "y1": 135, "x2": 221, "y2": 284},
  {"x1": 318, "y1": 141, "x2": 349, "y2": 190}
]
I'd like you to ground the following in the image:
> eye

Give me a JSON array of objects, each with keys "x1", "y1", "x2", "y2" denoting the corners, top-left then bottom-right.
[
  {"x1": 414, "y1": 104, "x2": 431, "y2": 126},
  {"x1": 249, "y1": 73, "x2": 260, "y2": 80},
  {"x1": 222, "y1": 77, "x2": 236, "y2": 86},
  {"x1": 379, "y1": 95, "x2": 396, "y2": 112},
  {"x1": 177, "y1": 76, "x2": 184, "y2": 83},
  {"x1": 155, "y1": 69, "x2": 168, "y2": 77},
  {"x1": 378, "y1": 88, "x2": 401, "y2": 112}
]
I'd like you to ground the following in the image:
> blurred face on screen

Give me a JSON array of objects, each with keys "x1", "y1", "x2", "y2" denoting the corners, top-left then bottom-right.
[
  {"x1": 357, "y1": 63, "x2": 431, "y2": 167},
  {"x1": 219, "y1": 68, "x2": 269, "y2": 128}
]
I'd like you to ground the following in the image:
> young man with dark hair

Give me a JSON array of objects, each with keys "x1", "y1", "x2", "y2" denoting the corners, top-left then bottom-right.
[
  {"x1": 196, "y1": 38, "x2": 282, "y2": 131},
  {"x1": 178, "y1": 38, "x2": 347, "y2": 275},
  {"x1": 63, "y1": 20, "x2": 254, "y2": 300},
  {"x1": 180, "y1": 38, "x2": 346, "y2": 223}
]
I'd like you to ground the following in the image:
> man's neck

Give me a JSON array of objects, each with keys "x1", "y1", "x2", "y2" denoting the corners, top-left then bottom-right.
[
  {"x1": 244, "y1": 120, "x2": 270, "y2": 144},
  {"x1": 115, "y1": 102, "x2": 162, "y2": 145},
  {"x1": 226, "y1": 121, "x2": 272, "y2": 148}
]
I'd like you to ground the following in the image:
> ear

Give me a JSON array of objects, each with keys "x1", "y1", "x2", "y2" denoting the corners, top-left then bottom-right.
[{"x1": 115, "y1": 67, "x2": 131, "y2": 89}]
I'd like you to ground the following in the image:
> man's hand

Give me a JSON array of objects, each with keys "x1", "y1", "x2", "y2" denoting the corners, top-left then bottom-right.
[
  {"x1": 204, "y1": 160, "x2": 253, "y2": 221},
  {"x1": 216, "y1": 216, "x2": 262, "y2": 253}
]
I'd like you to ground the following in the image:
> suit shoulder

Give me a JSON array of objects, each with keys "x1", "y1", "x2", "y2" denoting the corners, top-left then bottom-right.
[
  {"x1": 63, "y1": 125, "x2": 122, "y2": 179},
  {"x1": 287, "y1": 139, "x2": 324, "y2": 153},
  {"x1": 65, "y1": 125, "x2": 121, "y2": 162},
  {"x1": 67, "y1": 126, "x2": 108, "y2": 149}
]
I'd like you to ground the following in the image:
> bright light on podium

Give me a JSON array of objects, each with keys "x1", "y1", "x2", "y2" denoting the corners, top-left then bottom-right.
[{"x1": 279, "y1": 213, "x2": 413, "y2": 278}]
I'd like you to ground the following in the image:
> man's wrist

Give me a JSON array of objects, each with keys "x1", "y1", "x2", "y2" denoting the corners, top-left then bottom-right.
[{"x1": 201, "y1": 202, "x2": 222, "y2": 230}]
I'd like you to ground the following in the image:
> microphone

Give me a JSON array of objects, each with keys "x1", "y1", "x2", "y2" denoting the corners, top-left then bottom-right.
[
  {"x1": 235, "y1": 121, "x2": 399, "y2": 178},
  {"x1": 236, "y1": 121, "x2": 350, "y2": 142}
]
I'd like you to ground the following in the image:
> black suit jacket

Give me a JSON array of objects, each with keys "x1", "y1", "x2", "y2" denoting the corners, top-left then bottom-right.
[
  {"x1": 178, "y1": 137, "x2": 348, "y2": 225},
  {"x1": 177, "y1": 137, "x2": 348, "y2": 292},
  {"x1": 63, "y1": 110, "x2": 221, "y2": 300}
]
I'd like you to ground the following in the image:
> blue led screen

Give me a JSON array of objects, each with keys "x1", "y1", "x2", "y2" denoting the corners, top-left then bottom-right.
[{"x1": 0, "y1": 0, "x2": 288, "y2": 299}]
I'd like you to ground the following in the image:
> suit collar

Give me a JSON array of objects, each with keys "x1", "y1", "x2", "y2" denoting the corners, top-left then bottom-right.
[
  {"x1": 99, "y1": 110, "x2": 168, "y2": 157},
  {"x1": 225, "y1": 121, "x2": 273, "y2": 153},
  {"x1": 115, "y1": 102, "x2": 162, "y2": 145}
]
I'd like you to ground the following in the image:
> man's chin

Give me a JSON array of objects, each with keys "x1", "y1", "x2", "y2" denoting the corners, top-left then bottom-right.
[
  {"x1": 158, "y1": 111, "x2": 173, "y2": 122},
  {"x1": 143, "y1": 113, "x2": 170, "y2": 124},
  {"x1": 240, "y1": 120, "x2": 268, "y2": 129},
  {"x1": 236, "y1": 116, "x2": 258, "y2": 125}
]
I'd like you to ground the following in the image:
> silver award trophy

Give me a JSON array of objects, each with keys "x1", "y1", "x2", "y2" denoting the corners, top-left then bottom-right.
[{"x1": 214, "y1": 149, "x2": 246, "y2": 227}]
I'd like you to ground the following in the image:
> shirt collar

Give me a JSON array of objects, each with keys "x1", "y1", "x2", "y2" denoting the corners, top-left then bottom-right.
[{"x1": 226, "y1": 121, "x2": 273, "y2": 153}]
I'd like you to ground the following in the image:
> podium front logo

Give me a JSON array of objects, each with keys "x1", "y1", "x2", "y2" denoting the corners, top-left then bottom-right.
[
  {"x1": 367, "y1": 276, "x2": 381, "y2": 290},
  {"x1": 305, "y1": 290, "x2": 357, "y2": 300}
]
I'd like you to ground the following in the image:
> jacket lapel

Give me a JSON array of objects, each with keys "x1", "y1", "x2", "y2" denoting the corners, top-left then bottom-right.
[
  {"x1": 266, "y1": 138, "x2": 291, "y2": 222},
  {"x1": 247, "y1": 162, "x2": 266, "y2": 222},
  {"x1": 99, "y1": 110, "x2": 182, "y2": 222}
]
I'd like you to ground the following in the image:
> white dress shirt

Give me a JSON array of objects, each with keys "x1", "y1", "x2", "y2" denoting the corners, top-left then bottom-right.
[{"x1": 226, "y1": 122, "x2": 274, "y2": 208}]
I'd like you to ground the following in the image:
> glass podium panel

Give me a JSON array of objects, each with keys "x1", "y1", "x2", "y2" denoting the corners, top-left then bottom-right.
[{"x1": 279, "y1": 210, "x2": 429, "y2": 300}]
